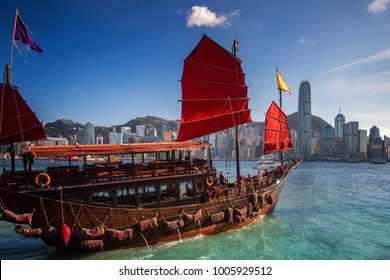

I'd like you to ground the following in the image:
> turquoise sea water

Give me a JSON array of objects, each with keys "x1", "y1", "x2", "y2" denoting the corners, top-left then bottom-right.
[{"x1": 0, "y1": 159, "x2": 389, "y2": 260}]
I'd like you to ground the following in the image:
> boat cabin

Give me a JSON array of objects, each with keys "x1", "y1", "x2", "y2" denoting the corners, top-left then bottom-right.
[{"x1": 1, "y1": 141, "x2": 216, "y2": 208}]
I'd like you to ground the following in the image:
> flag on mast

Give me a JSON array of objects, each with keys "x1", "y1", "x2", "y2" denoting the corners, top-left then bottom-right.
[
  {"x1": 14, "y1": 11, "x2": 43, "y2": 53},
  {"x1": 276, "y1": 67, "x2": 291, "y2": 94}
]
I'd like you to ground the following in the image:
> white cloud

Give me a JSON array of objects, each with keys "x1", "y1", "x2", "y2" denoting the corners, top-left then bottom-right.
[
  {"x1": 299, "y1": 36, "x2": 315, "y2": 45},
  {"x1": 325, "y1": 48, "x2": 390, "y2": 73},
  {"x1": 368, "y1": 0, "x2": 390, "y2": 13},
  {"x1": 187, "y1": 6, "x2": 238, "y2": 27}
]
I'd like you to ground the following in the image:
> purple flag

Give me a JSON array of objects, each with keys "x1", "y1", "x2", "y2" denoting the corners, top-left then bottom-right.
[{"x1": 14, "y1": 13, "x2": 43, "y2": 53}]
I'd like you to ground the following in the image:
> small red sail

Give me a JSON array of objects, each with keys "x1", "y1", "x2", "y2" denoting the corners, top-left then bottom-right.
[
  {"x1": 0, "y1": 84, "x2": 46, "y2": 145},
  {"x1": 178, "y1": 35, "x2": 252, "y2": 142},
  {"x1": 263, "y1": 101, "x2": 292, "y2": 154}
]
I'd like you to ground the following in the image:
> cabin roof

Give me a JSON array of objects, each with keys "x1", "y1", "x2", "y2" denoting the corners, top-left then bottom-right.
[{"x1": 26, "y1": 141, "x2": 210, "y2": 158}]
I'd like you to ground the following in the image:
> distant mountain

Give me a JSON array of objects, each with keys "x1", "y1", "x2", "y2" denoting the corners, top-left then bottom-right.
[
  {"x1": 44, "y1": 116, "x2": 179, "y2": 143},
  {"x1": 45, "y1": 113, "x2": 329, "y2": 144}
]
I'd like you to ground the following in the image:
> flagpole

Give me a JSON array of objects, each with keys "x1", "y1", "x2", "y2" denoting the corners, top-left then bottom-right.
[
  {"x1": 279, "y1": 89, "x2": 284, "y2": 166},
  {"x1": 9, "y1": 9, "x2": 18, "y2": 82}
]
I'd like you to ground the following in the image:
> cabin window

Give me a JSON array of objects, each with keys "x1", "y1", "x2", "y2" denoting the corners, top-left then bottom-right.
[
  {"x1": 139, "y1": 186, "x2": 156, "y2": 205},
  {"x1": 91, "y1": 191, "x2": 112, "y2": 204},
  {"x1": 194, "y1": 179, "x2": 205, "y2": 196},
  {"x1": 160, "y1": 183, "x2": 177, "y2": 201},
  {"x1": 180, "y1": 181, "x2": 194, "y2": 197},
  {"x1": 116, "y1": 188, "x2": 137, "y2": 206}
]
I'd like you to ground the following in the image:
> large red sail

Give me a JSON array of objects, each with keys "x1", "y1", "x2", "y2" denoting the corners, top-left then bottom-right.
[
  {"x1": 263, "y1": 101, "x2": 292, "y2": 154},
  {"x1": 0, "y1": 84, "x2": 46, "y2": 145},
  {"x1": 177, "y1": 35, "x2": 252, "y2": 142}
]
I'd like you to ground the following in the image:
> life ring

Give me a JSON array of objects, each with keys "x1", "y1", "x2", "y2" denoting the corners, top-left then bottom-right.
[
  {"x1": 34, "y1": 173, "x2": 51, "y2": 188},
  {"x1": 206, "y1": 177, "x2": 214, "y2": 186}
]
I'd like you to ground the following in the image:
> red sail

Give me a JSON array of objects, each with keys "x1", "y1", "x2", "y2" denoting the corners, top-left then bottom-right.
[
  {"x1": 177, "y1": 35, "x2": 252, "y2": 142},
  {"x1": 0, "y1": 84, "x2": 46, "y2": 145},
  {"x1": 263, "y1": 101, "x2": 292, "y2": 154}
]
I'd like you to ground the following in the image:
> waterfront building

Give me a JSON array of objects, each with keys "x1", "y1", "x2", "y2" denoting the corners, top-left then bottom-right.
[
  {"x1": 136, "y1": 125, "x2": 146, "y2": 137},
  {"x1": 333, "y1": 138, "x2": 343, "y2": 156},
  {"x1": 96, "y1": 135, "x2": 104, "y2": 145},
  {"x1": 368, "y1": 144, "x2": 385, "y2": 159},
  {"x1": 289, "y1": 129, "x2": 298, "y2": 157},
  {"x1": 123, "y1": 132, "x2": 137, "y2": 143},
  {"x1": 147, "y1": 128, "x2": 157, "y2": 137},
  {"x1": 358, "y1": 130, "x2": 367, "y2": 158},
  {"x1": 297, "y1": 80, "x2": 312, "y2": 158},
  {"x1": 322, "y1": 124, "x2": 335, "y2": 156},
  {"x1": 367, "y1": 126, "x2": 385, "y2": 159},
  {"x1": 83, "y1": 122, "x2": 95, "y2": 145},
  {"x1": 109, "y1": 127, "x2": 123, "y2": 144},
  {"x1": 311, "y1": 131, "x2": 321, "y2": 155},
  {"x1": 121, "y1": 127, "x2": 131, "y2": 134},
  {"x1": 164, "y1": 131, "x2": 173, "y2": 142},
  {"x1": 369, "y1": 126, "x2": 382, "y2": 144},
  {"x1": 343, "y1": 121, "x2": 359, "y2": 156}
]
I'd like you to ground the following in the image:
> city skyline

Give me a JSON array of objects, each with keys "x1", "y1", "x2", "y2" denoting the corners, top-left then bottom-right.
[
  {"x1": 1, "y1": 1, "x2": 389, "y2": 137},
  {"x1": 44, "y1": 108, "x2": 388, "y2": 160}
]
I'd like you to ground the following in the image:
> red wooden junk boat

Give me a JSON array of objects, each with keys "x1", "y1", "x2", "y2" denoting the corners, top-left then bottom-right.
[{"x1": 0, "y1": 34, "x2": 301, "y2": 251}]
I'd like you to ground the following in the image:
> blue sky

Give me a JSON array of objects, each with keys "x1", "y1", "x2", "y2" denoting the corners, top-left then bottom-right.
[{"x1": 1, "y1": 0, "x2": 390, "y2": 137}]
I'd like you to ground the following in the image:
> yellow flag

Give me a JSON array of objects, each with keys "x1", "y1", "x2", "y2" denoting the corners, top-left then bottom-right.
[{"x1": 276, "y1": 67, "x2": 291, "y2": 94}]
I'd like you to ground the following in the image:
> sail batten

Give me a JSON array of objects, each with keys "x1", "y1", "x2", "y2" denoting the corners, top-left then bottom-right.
[
  {"x1": 263, "y1": 101, "x2": 292, "y2": 155},
  {"x1": 185, "y1": 60, "x2": 247, "y2": 75},
  {"x1": 178, "y1": 35, "x2": 251, "y2": 142}
]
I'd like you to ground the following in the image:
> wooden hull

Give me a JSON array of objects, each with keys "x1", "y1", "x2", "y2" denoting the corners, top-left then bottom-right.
[
  {"x1": 0, "y1": 160, "x2": 301, "y2": 251},
  {"x1": 0, "y1": 179, "x2": 286, "y2": 251}
]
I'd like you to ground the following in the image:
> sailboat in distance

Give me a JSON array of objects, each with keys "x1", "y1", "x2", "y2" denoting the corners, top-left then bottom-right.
[{"x1": 0, "y1": 33, "x2": 301, "y2": 251}]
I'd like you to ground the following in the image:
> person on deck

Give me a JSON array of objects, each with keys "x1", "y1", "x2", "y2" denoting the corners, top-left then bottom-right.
[
  {"x1": 276, "y1": 165, "x2": 287, "y2": 177},
  {"x1": 219, "y1": 172, "x2": 226, "y2": 185},
  {"x1": 257, "y1": 170, "x2": 263, "y2": 187}
]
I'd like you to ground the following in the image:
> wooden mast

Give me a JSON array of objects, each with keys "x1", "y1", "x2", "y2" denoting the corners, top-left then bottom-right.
[{"x1": 232, "y1": 38, "x2": 241, "y2": 178}]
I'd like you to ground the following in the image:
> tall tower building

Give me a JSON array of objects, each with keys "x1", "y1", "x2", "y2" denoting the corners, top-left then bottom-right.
[
  {"x1": 83, "y1": 122, "x2": 95, "y2": 145},
  {"x1": 322, "y1": 124, "x2": 335, "y2": 156},
  {"x1": 334, "y1": 109, "x2": 345, "y2": 138},
  {"x1": 369, "y1": 126, "x2": 381, "y2": 144},
  {"x1": 298, "y1": 80, "x2": 312, "y2": 158},
  {"x1": 343, "y1": 121, "x2": 359, "y2": 154}
]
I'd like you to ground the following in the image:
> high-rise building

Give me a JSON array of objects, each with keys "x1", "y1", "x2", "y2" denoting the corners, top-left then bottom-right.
[
  {"x1": 369, "y1": 126, "x2": 382, "y2": 144},
  {"x1": 334, "y1": 109, "x2": 345, "y2": 139},
  {"x1": 298, "y1": 80, "x2": 312, "y2": 157},
  {"x1": 83, "y1": 122, "x2": 95, "y2": 144},
  {"x1": 368, "y1": 126, "x2": 384, "y2": 159},
  {"x1": 343, "y1": 121, "x2": 359, "y2": 154},
  {"x1": 358, "y1": 129, "x2": 367, "y2": 158},
  {"x1": 322, "y1": 124, "x2": 335, "y2": 156}
]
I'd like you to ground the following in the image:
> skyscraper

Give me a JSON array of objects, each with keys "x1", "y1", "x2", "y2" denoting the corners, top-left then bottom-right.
[
  {"x1": 343, "y1": 121, "x2": 359, "y2": 154},
  {"x1": 334, "y1": 109, "x2": 345, "y2": 138},
  {"x1": 298, "y1": 80, "x2": 311, "y2": 157},
  {"x1": 83, "y1": 122, "x2": 95, "y2": 144},
  {"x1": 322, "y1": 124, "x2": 335, "y2": 155},
  {"x1": 369, "y1": 126, "x2": 382, "y2": 144}
]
